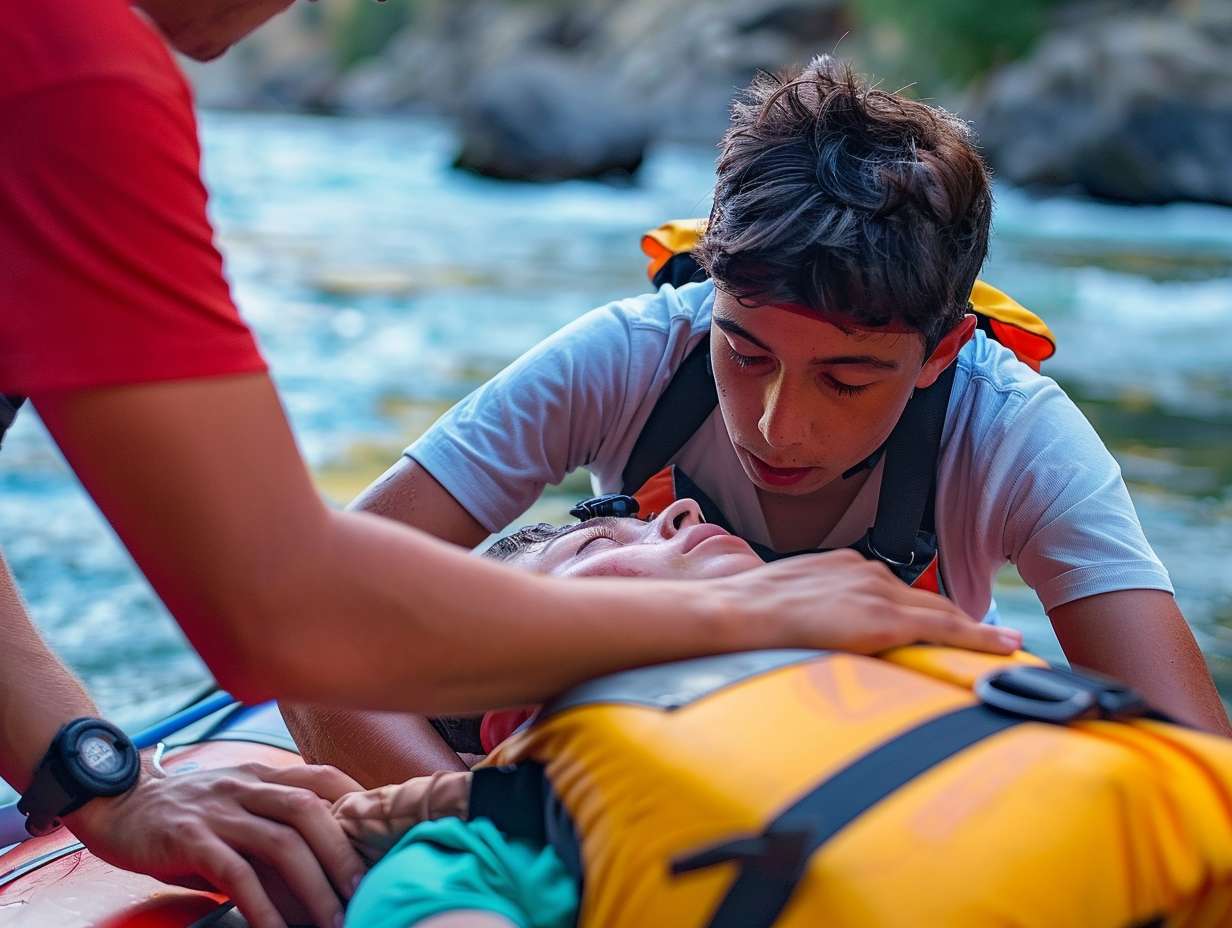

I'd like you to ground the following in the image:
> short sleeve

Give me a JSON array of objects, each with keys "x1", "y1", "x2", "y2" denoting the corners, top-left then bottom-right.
[
  {"x1": 972, "y1": 372, "x2": 1174, "y2": 612},
  {"x1": 0, "y1": 79, "x2": 266, "y2": 395},
  {"x1": 345, "y1": 817, "x2": 579, "y2": 928},
  {"x1": 407, "y1": 288, "x2": 699, "y2": 532}
]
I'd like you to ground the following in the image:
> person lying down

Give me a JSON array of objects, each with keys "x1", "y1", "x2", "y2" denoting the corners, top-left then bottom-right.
[{"x1": 330, "y1": 499, "x2": 1020, "y2": 928}]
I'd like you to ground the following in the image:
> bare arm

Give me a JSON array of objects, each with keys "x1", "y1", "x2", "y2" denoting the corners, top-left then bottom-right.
[
  {"x1": 0, "y1": 551, "x2": 98, "y2": 793},
  {"x1": 34, "y1": 374, "x2": 1016, "y2": 713},
  {"x1": 280, "y1": 703, "x2": 467, "y2": 788},
  {"x1": 282, "y1": 460, "x2": 487, "y2": 782},
  {"x1": 349, "y1": 456, "x2": 488, "y2": 547},
  {"x1": 1050, "y1": 589, "x2": 1231, "y2": 735}
]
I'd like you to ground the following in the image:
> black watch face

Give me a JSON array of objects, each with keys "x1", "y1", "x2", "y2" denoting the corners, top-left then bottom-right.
[{"x1": 78, "y1": 733, "x2": 124, "y2": 776}]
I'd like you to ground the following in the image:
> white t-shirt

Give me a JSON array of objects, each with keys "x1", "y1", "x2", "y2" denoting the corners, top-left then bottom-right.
[{"x1": 409, "y1": 280, "x2": 1172, "y2": 621}]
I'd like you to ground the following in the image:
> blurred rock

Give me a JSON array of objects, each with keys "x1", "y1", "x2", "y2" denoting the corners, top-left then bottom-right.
[
  {"x1": 970, "y1": 6, "x2": 1232, "y2": 206},
  {"x1": 452, "y1": 54, "x2": 651, "y2": 181}
]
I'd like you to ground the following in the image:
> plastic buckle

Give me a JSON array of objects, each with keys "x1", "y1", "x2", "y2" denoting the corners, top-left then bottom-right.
[
  {"x1": 975, "y1": 665, "x2": 1148, "y2": 724},
  {"x1": 569, "y1": 494, "x2": 640, "y2": 521}
]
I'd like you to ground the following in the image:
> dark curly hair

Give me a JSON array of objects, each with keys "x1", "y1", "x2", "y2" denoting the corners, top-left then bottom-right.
[{"x1": 696, "y1": 56, "x2": 993, "y2": 351}]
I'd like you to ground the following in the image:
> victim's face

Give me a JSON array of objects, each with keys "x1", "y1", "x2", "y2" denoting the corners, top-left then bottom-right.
[
  {"x1": 709, "y1": 289, "x2": 937, "y2": 497},
  {"x1": 516, "y1": 499, "x2": 763, "y2": 580}
]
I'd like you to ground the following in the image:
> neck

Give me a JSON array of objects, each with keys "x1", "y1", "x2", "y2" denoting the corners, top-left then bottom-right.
[{"x1": 757, "y1": 466, "x2": 873, "y2": 553}]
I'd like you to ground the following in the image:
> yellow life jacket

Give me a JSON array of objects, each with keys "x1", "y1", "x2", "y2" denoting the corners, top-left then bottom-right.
[
  {"x1": 474, "y1": 648, "x2": 1232, "y2": 927},
  {"x1": 641, "y1": 218, "x2": 1057, "y2": 371}
]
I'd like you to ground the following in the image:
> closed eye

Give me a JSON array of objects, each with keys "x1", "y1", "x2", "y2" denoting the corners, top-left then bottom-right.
[
  {"x1": 821, "y1": 375, "x2": 871, "y2": 398},
  {"x1": 724, "y1": 344, "x2": 773, "y2": 371},
  {"x1": 575, "y1": 529, "x2": 620, "y2": 556}
]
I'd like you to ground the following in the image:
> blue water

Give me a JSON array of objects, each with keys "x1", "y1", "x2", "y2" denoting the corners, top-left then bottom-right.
[{"x1": 2, "y1": 112, "x2": 1230, "y2": 804}]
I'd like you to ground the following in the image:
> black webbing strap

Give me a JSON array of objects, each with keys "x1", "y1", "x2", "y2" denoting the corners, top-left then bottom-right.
[
  {"x1": 620, "y1": 340, "x2": 717, "y2": 495},
  {"x1": 469, "y1": 762, "x2": 585, "y2": 890},
  {"x1": 676, "y1": 703, "x2": 1023, "y2": 928},
  {"x1": 866, "y1": 363, "x2": 956, "y2": 563}
]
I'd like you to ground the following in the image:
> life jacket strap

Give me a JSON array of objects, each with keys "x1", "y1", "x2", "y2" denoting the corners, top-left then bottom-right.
[
  {"x1": 866, "y1": 362, "x2": 956, "y2": 564},
  {"x1": 620, "y1": 340, "x2": 716, "y2": 496},
  {"x1": 673, "y1": 703, "x2": 1025, "y2": 928}
]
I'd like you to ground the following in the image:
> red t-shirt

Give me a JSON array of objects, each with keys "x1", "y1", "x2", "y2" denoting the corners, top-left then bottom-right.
[{"x1": 0, "y1": 0, "x2": 266, "y2": 396}]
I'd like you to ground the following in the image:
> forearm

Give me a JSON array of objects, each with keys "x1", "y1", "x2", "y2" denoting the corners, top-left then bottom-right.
[
  {"x1": 223, "y1": 506, "x2": 755, "y2": 712},
  {"x1": 279, "y1": 703, "x2": 467, "y2": 788},
  {"x1": 0, "y1": 553, "x2": 99, "y2": 791},
  {"x1": 1051, "y1": 590, "x2": 1231, "y2": 736}
]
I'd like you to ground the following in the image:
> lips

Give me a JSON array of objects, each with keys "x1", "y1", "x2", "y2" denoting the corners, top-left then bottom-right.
[{"x1": 744, "y1": 451, "x2": 817, "y2": 487}]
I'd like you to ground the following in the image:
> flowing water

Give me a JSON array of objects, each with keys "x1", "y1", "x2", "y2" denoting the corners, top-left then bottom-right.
[{"x1": 2, "y1": 112, "x2": 1231, "y2": 801}]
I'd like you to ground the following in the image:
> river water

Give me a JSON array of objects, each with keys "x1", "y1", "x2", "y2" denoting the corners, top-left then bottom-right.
[{"x1": 3, "y1": 111, "x2": 1231, "y2": 765}]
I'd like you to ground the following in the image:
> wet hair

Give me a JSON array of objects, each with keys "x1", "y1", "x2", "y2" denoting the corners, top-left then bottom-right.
[{"x1": 696, "y1": 55, "x2": 993, "y2": 352}]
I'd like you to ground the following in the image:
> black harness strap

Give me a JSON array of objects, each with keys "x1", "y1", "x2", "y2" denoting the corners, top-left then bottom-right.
[
  {"x1": 469, "y1": 762, "x2": 585, "y2": 888},
  {"x1": 620, "y1": 340, "x2": 717, "y2": 496},
  {"x1": 866, "y1": 362, "x2": 956, "y2": 563},
  {"x1": 673, "y1": 703, "x2": 1024, "y2": 928}
]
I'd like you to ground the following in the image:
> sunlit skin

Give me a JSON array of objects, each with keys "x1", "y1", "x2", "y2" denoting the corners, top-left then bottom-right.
[
  {"x1": 134, "y1": 0, "x2": 293, "y2": 61},
  {"x1": 708, "y1": 289, "x2": 976, "y2": 552},
  {"x1": 710, "y1": 288, "x2": 976, "y2": 499},
  {"x1": 516, "y1": 499, "x2": 765, "y2": 580}
]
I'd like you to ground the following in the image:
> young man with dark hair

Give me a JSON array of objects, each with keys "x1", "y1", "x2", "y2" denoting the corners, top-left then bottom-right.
[{"x1": 283, "y1": 57, "x2": 1228, "y2": 782}]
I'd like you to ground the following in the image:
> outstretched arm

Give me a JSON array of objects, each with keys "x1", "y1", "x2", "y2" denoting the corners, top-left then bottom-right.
[
  {"x1": 1051, "y1": 589, "x2": 1230, "y2": 735},
  {"x1": 36, "y1": 374, "x2": 1019, "y2": 713}
]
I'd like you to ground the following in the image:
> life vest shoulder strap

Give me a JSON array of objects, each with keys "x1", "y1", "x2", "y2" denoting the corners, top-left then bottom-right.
[{"x1": 620, "y1": 340, "x2": 716, "y2": 496}]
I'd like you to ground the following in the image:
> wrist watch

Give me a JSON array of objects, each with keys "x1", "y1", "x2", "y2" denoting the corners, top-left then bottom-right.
[{"x1": 17, "y1": 717, "x2": 141, "y2": 836}]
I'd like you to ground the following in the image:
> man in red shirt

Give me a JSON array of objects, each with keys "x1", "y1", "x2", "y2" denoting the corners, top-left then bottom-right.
[{"x1": 0, "y1": 1, "x2": 1019, "y2": 925}]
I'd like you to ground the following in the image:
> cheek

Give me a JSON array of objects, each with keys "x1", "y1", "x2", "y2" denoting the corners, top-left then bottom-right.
[
  {"x1": 558, "y1": 548, "x2": 660, "y2": 579},
  {"x1": 713, "y1": 363, "x2": 764, "y2": 440}
]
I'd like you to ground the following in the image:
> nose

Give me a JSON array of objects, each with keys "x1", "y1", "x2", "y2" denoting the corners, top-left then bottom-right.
[
  {"x1": 758, "y1": 372, "x2": 810, "y2": 450},
  {"x1": 653, "y1": 499, "x2": 705, "y2": 539}
]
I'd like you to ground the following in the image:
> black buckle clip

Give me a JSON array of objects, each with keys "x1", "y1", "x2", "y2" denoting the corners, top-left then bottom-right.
[
  {"x1": 976, "y1": 665, "x2": 1148, "y2": 724},
  {"x1": 569, "y1": 494, "x2": 640, "y2": 522}
]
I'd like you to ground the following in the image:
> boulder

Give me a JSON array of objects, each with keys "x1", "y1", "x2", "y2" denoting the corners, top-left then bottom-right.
[
  {"x1": 452, "y1": 53, "x2": 651, "y2": 182},
  {"x1": 969, "y1": 7, "x2": 1232, "y2": 206}
]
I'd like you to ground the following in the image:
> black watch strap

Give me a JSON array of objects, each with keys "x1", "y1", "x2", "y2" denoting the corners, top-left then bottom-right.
[{"x1": 17, "y1": 717, "x2": 140, "y2": 837}]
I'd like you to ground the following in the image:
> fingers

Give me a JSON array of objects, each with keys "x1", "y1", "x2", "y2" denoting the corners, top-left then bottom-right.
[
  {"x1": 241, "y1": 782, "x2": 366, "y2": 904},
  {"x1": 226, "y1": 815, "x2": 346, "y2": 928},
  {"x1": 911, "y1": 608, "x2": 1025, "y2": 650},
  {"x1": 256, "y1": 763, "x2": 364, "y2": 803},
  {"x1": 192, "y1": 834, "x2": 287, "y2": 928}
]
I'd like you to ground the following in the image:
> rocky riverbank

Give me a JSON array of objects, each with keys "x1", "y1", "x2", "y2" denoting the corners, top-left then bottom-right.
[{"x1": 183, "y1": 0, "x2": 1232, "y2": 204}]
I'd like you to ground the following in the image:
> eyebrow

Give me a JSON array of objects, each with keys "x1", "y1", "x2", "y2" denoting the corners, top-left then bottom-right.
[{"x1": 713, "y1": 316, "x2": 900, "y2": 371}]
